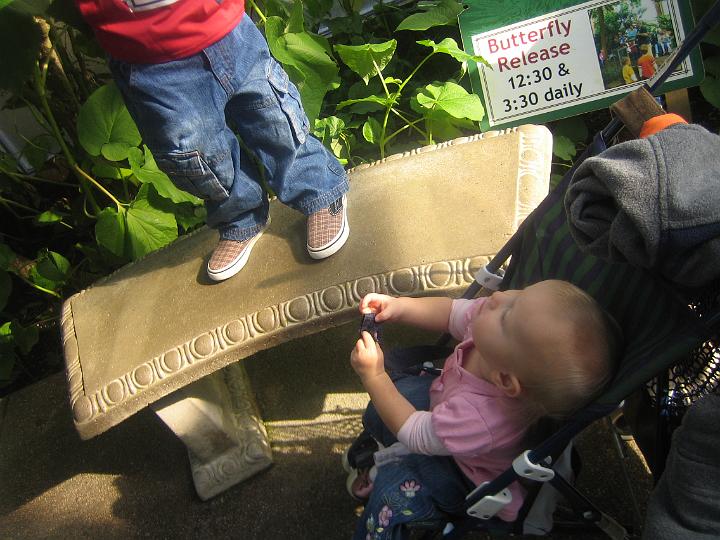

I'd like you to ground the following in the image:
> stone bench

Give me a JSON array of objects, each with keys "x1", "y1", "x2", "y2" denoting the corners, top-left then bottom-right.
[{"x1": 61, "y1": 125, "x2": 552, "y2": 500}]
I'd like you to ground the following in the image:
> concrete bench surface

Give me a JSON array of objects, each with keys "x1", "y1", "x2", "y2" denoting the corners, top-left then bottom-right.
[{"x1": 61, "y1": 125, "x2": 552, "y2": 499}]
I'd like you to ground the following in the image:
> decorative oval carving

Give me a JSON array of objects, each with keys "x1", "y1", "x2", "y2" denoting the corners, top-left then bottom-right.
[
  {"x1": 286, "y1": 296, "x2": 311, "y2": 322},
  {"x1": 192, "y1": 333, "x2": 215, "y2": 357},
  {"x1": 72, "y1": 396, "x2": 94, "y2": 423},
  {"x1": 104, "y1": 379, "x2": 125, "y2": 404},
  {"x1": 224, "y1": 320, "x2": 245, "y2": 343},
  {"x1": 353, "y1": 277, "x2": 376, "y2": 300},
  {"x1": 320, "y1": 286, "x2": 344, "y2": 311},
  {"x1": 219, "y1": 457, "x2": 239, "y2": 476},
  {"x1": 246, "y1": 441, "x2": 269, "y2": 462},
  {"x1": 426, "y1": 262, "x2": 452, "y2": 288},
  {"x1": 255, "y1": 308, "x2": 277, "y2": 332},
  {"x1": 388, "y1": 268, "x2": 416, "y2": 294},
  {"x1": 132, "y1": 364, "x2": 154, "y2": 387},
  {"x1": 162, "y1": 349, "x2": 183, "y2": 372}
]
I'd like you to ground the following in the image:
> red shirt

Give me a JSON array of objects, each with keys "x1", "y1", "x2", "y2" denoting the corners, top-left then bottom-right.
[
  {"x1": 75, "y1": 0, "x2": 245, "y2": 64},
  {"x1": 637, "y1": 54, "x2": 656, "y2": 78}
]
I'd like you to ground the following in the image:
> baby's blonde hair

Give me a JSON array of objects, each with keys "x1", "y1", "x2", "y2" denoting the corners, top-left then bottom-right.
[{"x1": 519, "y1": 280, "x2": 622, "y2": 419}]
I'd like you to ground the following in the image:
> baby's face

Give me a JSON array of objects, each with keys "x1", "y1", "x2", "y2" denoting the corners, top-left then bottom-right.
[{"x1": 469, "y1": 281, "x2": 566, "y2": 382}]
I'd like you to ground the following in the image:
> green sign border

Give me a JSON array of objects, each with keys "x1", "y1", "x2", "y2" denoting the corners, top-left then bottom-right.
[{"x1": 459, "y1": 0, "x2": 704, "y2": 130}]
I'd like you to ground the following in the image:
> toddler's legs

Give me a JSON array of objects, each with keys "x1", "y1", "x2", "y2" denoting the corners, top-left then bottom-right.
[{"x1": 353, "y1": 453, "x2": 473, "y2": 540}]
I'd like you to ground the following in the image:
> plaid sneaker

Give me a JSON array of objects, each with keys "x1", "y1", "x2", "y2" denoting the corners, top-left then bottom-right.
[
  {"x1": 207, "y1": 225, "x2": 266, "y2": 282},
  {"x1": 307, "y1": 195, "x2": 349, "y2": 259}
]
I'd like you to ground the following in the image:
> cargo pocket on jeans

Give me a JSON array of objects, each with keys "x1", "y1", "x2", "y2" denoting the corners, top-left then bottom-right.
[
  {"x1": 266, "y1": 60, "x2": 309, "y2": 145},
  {"x1": 155, "y1": 150, "x2": 230, "y2": 202}
]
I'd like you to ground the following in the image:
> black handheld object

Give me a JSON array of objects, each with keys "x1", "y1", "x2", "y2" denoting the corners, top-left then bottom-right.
[{"x1": 360, "y1": 313, "x2": 382, "y2": 342}]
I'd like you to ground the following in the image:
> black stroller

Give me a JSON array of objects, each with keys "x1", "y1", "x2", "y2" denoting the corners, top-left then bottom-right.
[{"x1": 344, "y1": 4, "x2": 720, "y2": 538}]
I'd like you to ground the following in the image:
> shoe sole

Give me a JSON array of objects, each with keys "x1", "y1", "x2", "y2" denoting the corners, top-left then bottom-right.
[
  {"x1": 307, "y1": 201, "x2": 349, "y2": 260},
  {"x1": 207, "y1": 224, "x2": 267, "y2": 282}
]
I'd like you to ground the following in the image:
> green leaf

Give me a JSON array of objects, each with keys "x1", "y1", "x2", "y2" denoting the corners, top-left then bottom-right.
[
  {"x1": 96, "y1": 207, "x2": 127, "y2": 258},
  {"x1": 30, "y1": 250, "x2": 70, "y2": 289},
  {"x1": 77, "y1": 83, "x2": 142, "y2": 157},
  {"x1": 414, "y1": 82, "x2": 485, "y2": 121},
  {"x1": 362, "y1": 117, "x2": 382, "y2": 144},
  {"x1": 11, "y1": 321, "x2": 39, "y2": 355},
  {"x1": 700, "y1": 56, "x2": 720, "y2": 110},
  {"x1": 553, "y1": 134, "x2": 577, "y2": 161},
  {"x1": 265, "y1": 16, "x2": 340, "y2": 123},
  {"x1": 0, "y1": 271, "x2": 11, "y2": 312},
  {"x1": 35, "y1": 210, "x2": 63, "y2": 225},
  {"x1": 0, "y1": 7, "x2": 43, "y2": 91},
  {"x1": 126, "y1": 185, "x2": 178, "y2": 259},
  {"x1": 128, "y1": 146, "x2": 202, "y2": 205},
  {"x1": 334, "y1": 40, "x2": 397, "y2": 84},
  {"x1": 91, "y1": 160, "x2": 132, "y2": 180},
  {"x1": 101, "y1": 141, "x2": 133, "y2": 161},
  {"x1": 337, "y1": 94, "x2": 395, "y2": 110},
  {"x1": 416, "y1": 38, "x2": 490, "y2": 68},
  {"x1": 396, "y1": 0, "x2": 463, "y2": 31}
]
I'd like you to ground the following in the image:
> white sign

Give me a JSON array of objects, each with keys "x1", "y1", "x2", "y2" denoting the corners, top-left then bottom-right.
[{"x1": 470, "y1": 0, "x2": 692, "y2": 127}]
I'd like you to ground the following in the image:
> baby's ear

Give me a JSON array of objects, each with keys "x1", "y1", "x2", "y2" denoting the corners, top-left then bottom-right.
[{"x1": 494, "y1": 371, "x2": 521, "y2": 398}]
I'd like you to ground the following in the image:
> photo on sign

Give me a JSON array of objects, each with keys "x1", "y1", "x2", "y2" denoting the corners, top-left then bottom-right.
[{"x1": 589, "y1": 0, "x2": 681, "y2": 90}]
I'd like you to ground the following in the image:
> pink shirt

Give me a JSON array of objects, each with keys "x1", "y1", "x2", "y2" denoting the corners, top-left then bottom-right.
[{"x1": 429, "y1": 297, "x2": 532, "y2": 521}]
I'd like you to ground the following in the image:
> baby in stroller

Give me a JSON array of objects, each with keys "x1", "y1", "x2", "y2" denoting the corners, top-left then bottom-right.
[{"x1": 348, "y1": 279, "x2": 622, "y2": 539}]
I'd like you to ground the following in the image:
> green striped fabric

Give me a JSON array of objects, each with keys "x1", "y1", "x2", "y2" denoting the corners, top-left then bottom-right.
[{"x1": 503, "y1": 187, "x2": 706, "y2": 408}]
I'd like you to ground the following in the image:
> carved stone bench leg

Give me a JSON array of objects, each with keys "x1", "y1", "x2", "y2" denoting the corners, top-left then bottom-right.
[{"x1": 150, "y1": 362, "x2": 273, "y2": 500}]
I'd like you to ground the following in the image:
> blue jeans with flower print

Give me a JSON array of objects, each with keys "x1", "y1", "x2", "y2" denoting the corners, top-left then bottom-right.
[
  {"x1": 109, "y1": 14, "x2": 348, "y2": 242},
  {"x1": 354, "y1": 374, "x2": 475, "y2": 540}
]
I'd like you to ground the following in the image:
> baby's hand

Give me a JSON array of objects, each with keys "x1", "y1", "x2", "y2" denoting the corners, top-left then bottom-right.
[
  {"x1": 350, "y1": 331, "x2": 386, "y2": 381},
  {"x1": 359, "y1": 293, "x2": 402, "y2": 323}
]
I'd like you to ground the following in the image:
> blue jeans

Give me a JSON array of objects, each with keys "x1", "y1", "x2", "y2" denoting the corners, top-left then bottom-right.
[
  {"x1": 355, "y1": 374, "x2": 474, "y2": 540},
  {"x1": 110, "y1": 15, "x2": 348, "y2": 242}
]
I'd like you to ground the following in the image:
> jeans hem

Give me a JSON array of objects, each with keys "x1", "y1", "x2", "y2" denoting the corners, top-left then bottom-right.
[
  {"x1": 219, "y1": 219, "x2": 268, "y2": 242},
  {"x1": 297, "y1": 178, "x2": 349, "y2": 215}
]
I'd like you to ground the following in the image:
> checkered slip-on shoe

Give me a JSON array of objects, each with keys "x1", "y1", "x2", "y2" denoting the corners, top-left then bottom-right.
[
  {"x1": 207, "y1": 224, "x2": 267, "y2": 282},
  {"x1": 306, "y1": 195, "x2": 349, "y2": 260}
]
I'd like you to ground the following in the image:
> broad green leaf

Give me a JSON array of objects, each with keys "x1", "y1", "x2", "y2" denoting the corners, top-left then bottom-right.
[
  {"x1": 173, "y1": 203, "x2": 207, "y2": 232},
  {"x1": 416, "y1": 38, "x2": 490, "y2": 68},
  {"x1": 10, "y1": 321, "x2": 39, "y2": 354},
  {"x1": 126, "y1": 185, "x2": 178, "y2": 259},
  {"x1": 0, "y1": 0, "x2": 13, "y2": 9},
  {"x1": 77, "y1": 83, "x2": 141, "y2": 157},
  {"x1": 334, "y1": 40, "x2": 397, "y2": 84},
  {"x1": 343, "y1": 80, "x2": 388, "y2": 114},
  {"x1": 96, "y1": 207, "x2": 127, "y2": 258},
  {"x1": 414, "y1": 82, "x2": 485, "y2": 121},
  {"x1": 265, "y1": 16, "x2": 340, "y2": 122},
  {"x1": 92, "y1": 160, "x2": 132, "y2": 180},
  {"x1": 396, "y1": 0, "x2": 463, "y2": 31},
  {"x1": 35, "y1": 210, "x2": 63, "y2": 225},
  {"x1": 128, "y1": 146, "x2": 201, "y2": 205},
  {"x1": 30, "y1": 249, "x2": 70, "y2": 289},
  {"x1": 101, "y1": 141, "x2": 133, "y2": 161},
  {"x1": 337, "y1": 95, "x2": 395, "y2": 110},
  {"x1": 0, "y1": 271, "x2": 11, "y2": 312},
  {"x1": 0, "y1": 8, "x2": 43, "y2": 91},
  {"x1": 553, "y1": 134, "x2": 577, "y2": 161},
  {"x1": 362, "y1": 117, "x2": 382, "y2": 144},
  {"x1": 313, "y1": 116, "x2": 347, "y2": 140},
  {"x1": 700, "y1": 56, "x2": 720, "y2": 109}
]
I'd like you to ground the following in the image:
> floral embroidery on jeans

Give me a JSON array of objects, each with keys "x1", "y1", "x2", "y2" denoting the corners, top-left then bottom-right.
[{"x1": 400, "y1": 480, "x2": 421, "y2": 497}]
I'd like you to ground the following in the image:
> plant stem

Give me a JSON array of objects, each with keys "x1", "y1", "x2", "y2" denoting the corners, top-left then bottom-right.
[
  {"x1": 0, "y1": 197, "x2": 38, "y2": 213},
  {"x1": 389, "y1": 109, "x2": 427, "y2": 138},
  {"x1": 73, "y1": 164, "x2": 124, "y2": 211},
  {"x1": 1, "y1": 169, "x2": 72, "y2": 186},
  {"x1": 248, "y1": 0, "x2": 266, "y2": 23},
  {"x1": 398, "y1": 52, "x2": 434, "y2": 93}
]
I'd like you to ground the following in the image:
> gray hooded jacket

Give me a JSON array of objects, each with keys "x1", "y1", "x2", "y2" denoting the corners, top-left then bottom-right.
[{"x1": 564, "y1": 123, "x2": 720, "y2": 288}]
